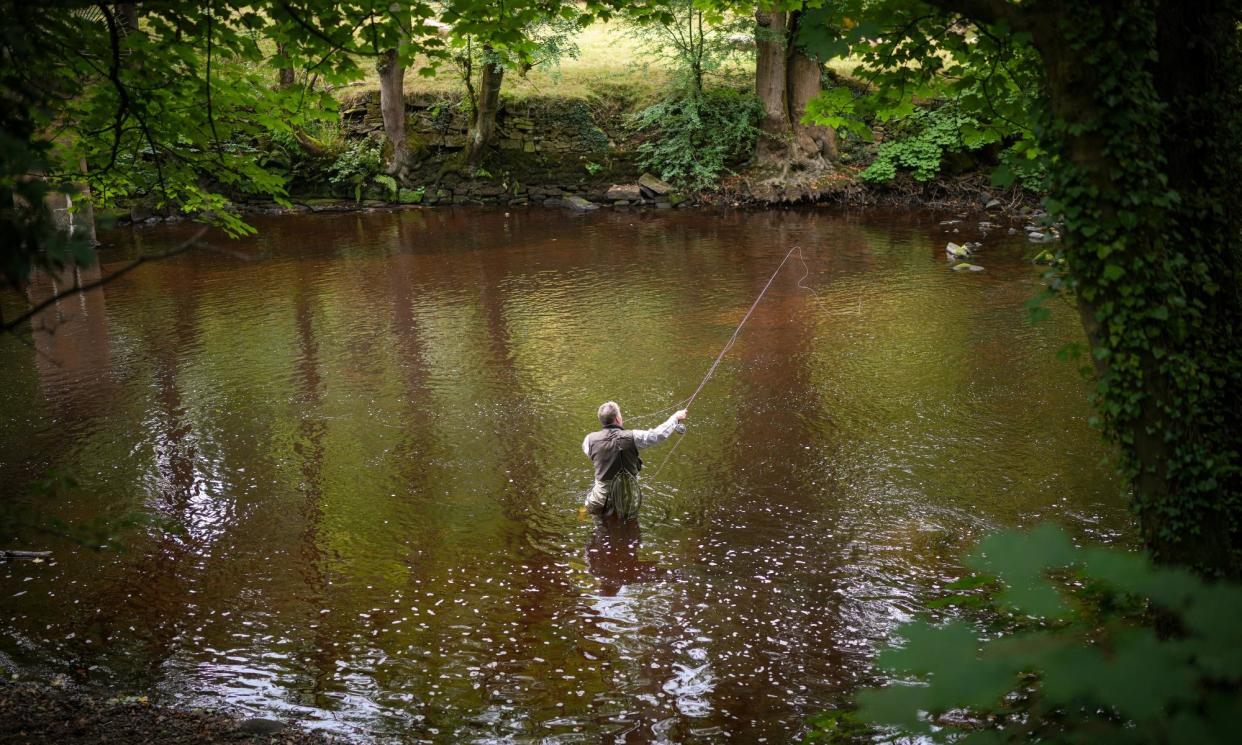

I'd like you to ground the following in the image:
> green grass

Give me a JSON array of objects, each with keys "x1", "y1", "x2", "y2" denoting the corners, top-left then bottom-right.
[
  {"x1": 337, "y1": 22, "x2": 675, "y2": 103},
  {"x1": 332, "y1": 19, "x2": 866, "y2": 106}
]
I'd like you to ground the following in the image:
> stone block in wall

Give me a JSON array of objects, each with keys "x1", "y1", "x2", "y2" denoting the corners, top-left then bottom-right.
[
  {"x1": 472, "y1": 183, "x2": 506, "y2": 197},
  {"x1": 605, "y1": 184, "x2": 642, "y2": 202}
]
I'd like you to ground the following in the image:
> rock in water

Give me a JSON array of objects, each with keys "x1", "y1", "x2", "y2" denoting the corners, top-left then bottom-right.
[
  {"x1": 638, "y1": 173, "x2": 673, "y2": 198},
  {"x1": 946, "y1": 242, "x2": 972, "y2": 259},
  {"x1": 952, "y1": 262, "x2": 985, "y2": 272},
  {"x1": 563, "y1": 196, "x2": 599, "y2": 211},
  {"x1": 604, "y1": 184, "x2": 642, "y2": 202}
]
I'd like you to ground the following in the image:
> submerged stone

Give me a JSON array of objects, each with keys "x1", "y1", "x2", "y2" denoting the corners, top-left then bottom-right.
[{"x1": 562, "y1": 195, "x2": 598, "y2": 211}]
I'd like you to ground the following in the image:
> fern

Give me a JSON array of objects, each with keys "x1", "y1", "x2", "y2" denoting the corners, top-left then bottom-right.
[{"x1": 373, "y1": 174, "x2": 398, "y2": 200}]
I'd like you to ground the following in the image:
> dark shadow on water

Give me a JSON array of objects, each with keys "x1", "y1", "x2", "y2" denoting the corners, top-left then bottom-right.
[{"x1": 585, "y1": 516, "x2": 668, "y2": 597}]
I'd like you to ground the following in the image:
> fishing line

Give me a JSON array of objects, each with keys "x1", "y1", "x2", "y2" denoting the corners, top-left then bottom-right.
[{"x1": 642, "y1": 245, "x2": 816, "y2": 483}]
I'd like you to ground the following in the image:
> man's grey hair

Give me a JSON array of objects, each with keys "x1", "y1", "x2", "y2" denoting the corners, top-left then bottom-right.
[{"x1": 597, "y1": 401, "x2": 621, "y2": 426}]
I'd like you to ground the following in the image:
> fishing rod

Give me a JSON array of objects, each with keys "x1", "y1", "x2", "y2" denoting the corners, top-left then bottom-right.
[{"x1": 642, "y1": 245, "x2": 815, "y2": 483}]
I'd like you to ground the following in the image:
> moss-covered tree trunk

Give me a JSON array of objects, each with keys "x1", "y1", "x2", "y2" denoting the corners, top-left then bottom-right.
[
  {"x1": 753, "y1": 8, "x2": 836, "y2": 175},
  {"x1": 464, "y1": 55, "x2": 503, "y2": 169},
  {"x1": 960, "y1": 0, "x2": 1242, "y2": 575},
  {"x1": 376, "y1": 45, "x2": 408, "y2": 178}
]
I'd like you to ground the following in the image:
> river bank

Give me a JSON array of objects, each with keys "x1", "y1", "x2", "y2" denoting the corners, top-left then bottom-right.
[
  {"x1": 99, "y1": 83, "x2": 1040, "y2": 234},
  {"x1": 0, "y1": 680, "x2": 341, "y2": 745},
  {"x1": 108, "y1": 168, "x2": 1042, "y2": 232}
]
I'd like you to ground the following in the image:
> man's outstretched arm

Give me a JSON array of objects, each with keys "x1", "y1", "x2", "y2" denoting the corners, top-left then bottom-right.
[{"x1": 631, "y1": 410, "x2": 687, "y2": 449}]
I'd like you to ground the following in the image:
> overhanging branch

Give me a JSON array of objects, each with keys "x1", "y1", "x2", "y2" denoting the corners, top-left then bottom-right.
[{"x1": 3, "y1": 227, "x2": 208, "y2": 335}]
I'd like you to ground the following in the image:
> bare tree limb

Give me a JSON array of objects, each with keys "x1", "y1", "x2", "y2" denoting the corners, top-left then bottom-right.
[
  {"x1": 2, "y1": 228, "x2": 208, "y2": 335},
  {"x1": 95, "y1": 3, "x2": 130, "y2": 176}
]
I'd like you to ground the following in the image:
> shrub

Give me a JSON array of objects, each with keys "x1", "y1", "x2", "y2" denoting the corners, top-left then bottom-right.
[
  {"x1": 328, "y1": 137, "x2": 383, "y2": 201},
  {"x1": 843, "y1": 525, "x2": 1242, "y2": 744},
  {"x1": 630, "y1": 89, "x2": 762, "y2": 191},
  {"x1": 860, "y1": 101, "x2": 984, "y2": 182}
]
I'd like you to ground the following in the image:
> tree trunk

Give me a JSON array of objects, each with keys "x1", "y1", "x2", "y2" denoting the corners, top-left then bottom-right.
[
  {"x1": 1020, "y1": 1, "x2": 1242, "y2": 576},
  {"x1": 789, "y1": 51, "x2": 837, "y2": 161},
  {"x1": 754, "y1": 10, "x2": 791, "y2": 167},
  {"x1": 464, "y1": 56, "x2": 504, "y2": 169},
  {"x1": 376, "y1": 46, "x2": 408, "y2": 178},
  {"x1": 753, "y1": 9, "x2": 835, "y2": 176},
  {"x1": 118, "y1": 3, "x2": 139, "y2": 33},
  {"x1": 275, "y1": 42, "x2": 295, "y2": 89}
]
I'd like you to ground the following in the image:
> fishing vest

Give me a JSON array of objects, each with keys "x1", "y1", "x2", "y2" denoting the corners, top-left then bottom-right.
[{"x1": 586, "y1": 424, "x2": 643, "y2": 482}]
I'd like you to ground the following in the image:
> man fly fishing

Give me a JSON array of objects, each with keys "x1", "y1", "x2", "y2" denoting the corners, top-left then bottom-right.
[
  {"x1": 582, "y1": 402, "x2": 686, "y2": 520},
  {"x1": 580, "y1": 247, "x2": 808, "y2": 521}
]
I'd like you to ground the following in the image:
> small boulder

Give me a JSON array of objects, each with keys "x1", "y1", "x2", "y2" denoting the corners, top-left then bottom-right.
[
  {"x1": 605, "y1": 184, "x2": 642, "y2": 202},
  {"x1": 563, "y1": 195, "x2": 599, "y2": 211},
  {"x1": 946, "y1": 242, "x2": 972, "y2": 260},
  {"x1": 638, "y1": 172, "x2": 674, "y2": 197},
  {"x1": 985, "y1": 198, "x2": 1003, "y2": 210},
  {"x1": 952, "y1": 263, "x2": 985, "y2": 272}
]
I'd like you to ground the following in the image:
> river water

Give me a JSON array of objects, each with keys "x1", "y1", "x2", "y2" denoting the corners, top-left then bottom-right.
[{"x1": 0, "y1": 207, "x2": 1127, "y2": 742}]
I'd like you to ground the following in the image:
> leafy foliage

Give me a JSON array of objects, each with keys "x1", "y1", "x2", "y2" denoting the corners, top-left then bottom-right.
[
  {"x1": 631, "y1": 89, "x2": 762, "y2": 191},
  {"x1": 859, "y1": 524, "x2": 1242, "y2": 743},
  {"x1": 373, "y1": 174, "x2": 399, "y2": 200},
  {"x1": 624, "y1": 0, "x2": 751, "y2": 94},
  {"x1": 860, "y1": 101, "x2": 988, "y2": 182},
  {"x1": 328, "y1": 138, "x2": 383, "y2": 201},
  {"x1": 802, "y1": 708, "x2": 872, "y2": 744}
]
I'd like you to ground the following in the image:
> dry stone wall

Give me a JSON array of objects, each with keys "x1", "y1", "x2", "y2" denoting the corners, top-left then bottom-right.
[{"x1": 337, "y1": 91, "x2": 659, "y2": 206}]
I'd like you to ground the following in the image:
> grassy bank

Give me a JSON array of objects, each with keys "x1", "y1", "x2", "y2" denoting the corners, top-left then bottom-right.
[{"x1": 333, "y1": 20, "x2": 860, "y2": 105}]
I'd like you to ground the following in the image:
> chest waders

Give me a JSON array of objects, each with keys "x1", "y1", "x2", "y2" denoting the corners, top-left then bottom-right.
[{"x1": 585, "y1": 425, "x2": 645, "y2": 520}]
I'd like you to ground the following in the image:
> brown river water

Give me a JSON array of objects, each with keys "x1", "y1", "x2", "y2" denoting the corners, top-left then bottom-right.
[{"x1": 0, "y1": 207, "x2": 1128, "y2": 742}]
